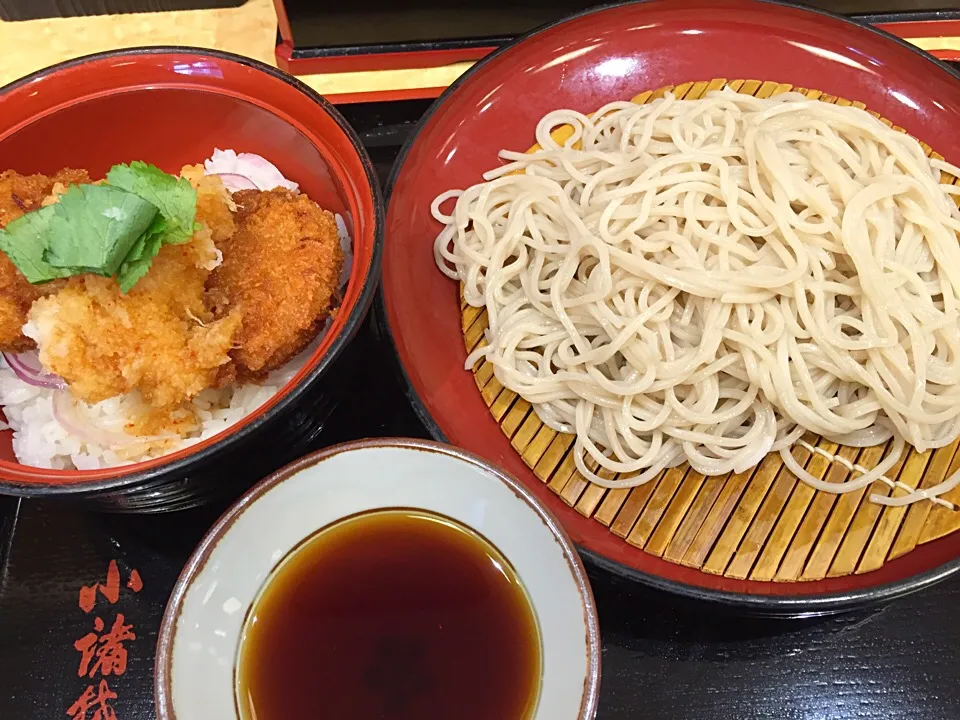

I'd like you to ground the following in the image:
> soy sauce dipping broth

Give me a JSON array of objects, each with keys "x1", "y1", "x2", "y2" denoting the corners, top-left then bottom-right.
[{"x1": 236, "y1": 508, "x2": 543, "y2": 719}]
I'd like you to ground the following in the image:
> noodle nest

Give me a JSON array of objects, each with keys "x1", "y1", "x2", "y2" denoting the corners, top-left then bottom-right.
[{"x1": 434, "y1": 86, "x2": 960, "y2": 509}]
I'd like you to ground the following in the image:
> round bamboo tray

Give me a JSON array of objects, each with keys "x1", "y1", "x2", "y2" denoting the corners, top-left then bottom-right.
[{"x1": 461, "y1": 78, "x2": 960, "y2": 583}]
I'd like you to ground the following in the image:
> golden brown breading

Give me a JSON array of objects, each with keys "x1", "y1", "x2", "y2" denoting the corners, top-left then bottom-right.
[
  {"x1": 131, "y1": 173, "x2": 236, "y2": 323},
  {"x1": 0, "y1": 168, "x2": 90, "y2": 227},
  {"x1": 206, "y1": 189, "x2": 343, "y2": 379},
  {"x1": 0, "y1": 169, "x2": 90, "y2": 352},
  {"x1": 26, "y1": 180, "x2": 242, "y2": 410},
  {"x1": 30, "y1": 274, "x2": 240, "y2": 408},
  {"x1": 180, "y1": 165, "x2": 236, "y2": 244},
  {"x1": 0, "y1": 262, "x2": 59, "y2": 353},
  {"x1": 29, "y1": 268, "x2": 241, "y2": 409}
]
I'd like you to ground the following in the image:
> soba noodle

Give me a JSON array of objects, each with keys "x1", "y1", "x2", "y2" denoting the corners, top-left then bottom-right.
[{"x1": 433, "y1": 87, "x2": 960, "y2": 508}]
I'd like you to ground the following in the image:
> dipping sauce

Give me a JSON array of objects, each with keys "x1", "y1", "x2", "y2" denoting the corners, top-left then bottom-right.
[{"x1": 237, "y1": 509, "x2": 542, "y2": 720}]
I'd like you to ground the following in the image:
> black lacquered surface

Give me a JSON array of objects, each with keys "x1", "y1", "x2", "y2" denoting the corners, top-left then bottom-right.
[
  {"x1": 3, "y1": 84, "x2": 960, "y2": 720},
  {"x1": 277, "y1": 0, "x2": 958, "y2": 49},
  {"x1": 0, "y1": 0, "x2": 244, "y2": 21}
]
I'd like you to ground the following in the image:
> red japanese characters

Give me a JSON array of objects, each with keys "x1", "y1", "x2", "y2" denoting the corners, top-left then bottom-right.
[{"x1": 67, "y1": 561, "x2": 141, "y2": 720}]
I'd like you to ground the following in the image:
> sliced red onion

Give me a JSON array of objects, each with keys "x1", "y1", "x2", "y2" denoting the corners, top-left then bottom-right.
[
  {"x1": 203, "y1": 148, "x2": 299, "y2": 192},
  {"x1": 3, "y1": 352, "x2": 65, "y2": 389},
  {"x1": 209, "y1": 172, "x2": 258, "y2": 192},
  {"x1": 52, "y1": 392, "x2": 178, "y2": 451},
  {"x1": 236, "y1": 153, "x2": 299, "y2": 191},
  {"x1": 5, "y1": 351, "x2": 40, "y2": 373},
  {"x1": 335, "y1": 214, "x2": 353, "y2": 289},
  {"x1": 52, "y1": 391, "x2": 136, "y2": 448}
]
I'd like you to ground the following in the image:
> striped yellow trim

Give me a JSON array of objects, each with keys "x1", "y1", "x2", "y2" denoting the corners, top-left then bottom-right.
[
  {"x1": 911, "y1": 36, "x2": 960, "y2": 52},
  {"x1": 0, "y1": 0, "x2": 473, "y2": 96},
  {"x1": 0, "y1": 0, "x2": 956, "y2": 98}
]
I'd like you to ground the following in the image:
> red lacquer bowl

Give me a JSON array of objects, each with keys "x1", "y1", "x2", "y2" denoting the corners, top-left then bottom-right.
[
  {"x1": 0, "y1": 48, "x2": 383, "y2": 511},
  {"x1": 381, "y1": 0, "x2": 960, "y2": 613}
]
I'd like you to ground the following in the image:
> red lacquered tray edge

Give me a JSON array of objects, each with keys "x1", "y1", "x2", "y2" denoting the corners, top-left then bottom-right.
[{"x1": 275, "y1": 13, "x2": 960, "y2": 104}]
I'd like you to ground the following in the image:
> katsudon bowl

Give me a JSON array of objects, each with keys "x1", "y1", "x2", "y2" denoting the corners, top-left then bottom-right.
[{"x1": 0, "y1": 48, "x2": 383, "y2": 512}]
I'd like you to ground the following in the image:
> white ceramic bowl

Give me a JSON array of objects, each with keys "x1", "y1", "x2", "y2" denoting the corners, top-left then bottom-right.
[{"x1": 155, "y1": 438, "x2": 601, "y2": 719}]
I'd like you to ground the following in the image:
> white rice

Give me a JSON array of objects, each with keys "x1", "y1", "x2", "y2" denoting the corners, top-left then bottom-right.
[{"x1": 0, "y1": 215, "x2": 352, "y2": 471}]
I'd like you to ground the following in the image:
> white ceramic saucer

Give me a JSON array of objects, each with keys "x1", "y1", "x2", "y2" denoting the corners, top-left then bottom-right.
[{"x1": 155, "y1": 438, "x2": 601, "y2": 719}]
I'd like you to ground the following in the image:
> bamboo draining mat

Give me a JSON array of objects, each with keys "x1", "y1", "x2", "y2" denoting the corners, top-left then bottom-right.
[{"x1": 461, "y1": 78, "x2": 960, "y2": 583}]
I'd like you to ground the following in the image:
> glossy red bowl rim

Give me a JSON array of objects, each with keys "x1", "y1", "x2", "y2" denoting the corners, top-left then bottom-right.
[
  {"x1": 380, "y1": 0, "x2": 960, "y2": 613},
  {"x1": 0, "y1": 46, "x2": 384, "y2": 497}
]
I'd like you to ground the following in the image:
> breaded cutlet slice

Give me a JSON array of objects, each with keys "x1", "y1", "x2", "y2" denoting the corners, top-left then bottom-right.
[
  {"x1": 0, "y1": 168, "x2": 90, "y2": 227},
  {"x1": 206, "y1": 189, "x2": 344, "y2": 380},
  {"x1": 0, "y1": 168, "x2": 90, "y2": 353},
  {"x1": 25, "y1": 176, "x2": 242, "y2": 411}
]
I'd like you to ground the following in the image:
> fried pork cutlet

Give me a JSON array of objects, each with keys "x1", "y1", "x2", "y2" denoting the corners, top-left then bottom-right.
[
  {"x1": 26, "y1": 175, "x2": 241, "y2": 410},
  {"x1": 28, "y1": 274, "x2": 241, "y2": 408},
  {"x1": 206, "y1": 189, "x2": 344, "y2": 379},
  {"x1": 0, "y1": 168, "x2": 90, "y2": 227},
  {"x1": 181, "y1": 164, "x2": 237, "y2": 244},
  {"x1": 131, "y1": 172, "x2": 236, "y2": 321},
  {"x1": 0, "y1": 169, "x2": 90, "y2": 352}
]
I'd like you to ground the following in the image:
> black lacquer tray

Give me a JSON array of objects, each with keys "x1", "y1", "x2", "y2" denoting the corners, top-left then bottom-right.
[{"x1": 3, "y1": 95, "x2": 960, "y2": 720}]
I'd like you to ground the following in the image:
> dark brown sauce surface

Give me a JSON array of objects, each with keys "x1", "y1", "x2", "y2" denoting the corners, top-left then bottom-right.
[{"x1": 237, "y1": 509, "x2": 541, "y2": 720}]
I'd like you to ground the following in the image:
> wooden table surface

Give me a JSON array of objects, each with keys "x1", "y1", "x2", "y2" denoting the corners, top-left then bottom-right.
[{"x1": 0, "y1": 0, "x2": 472, "y2": 98}]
